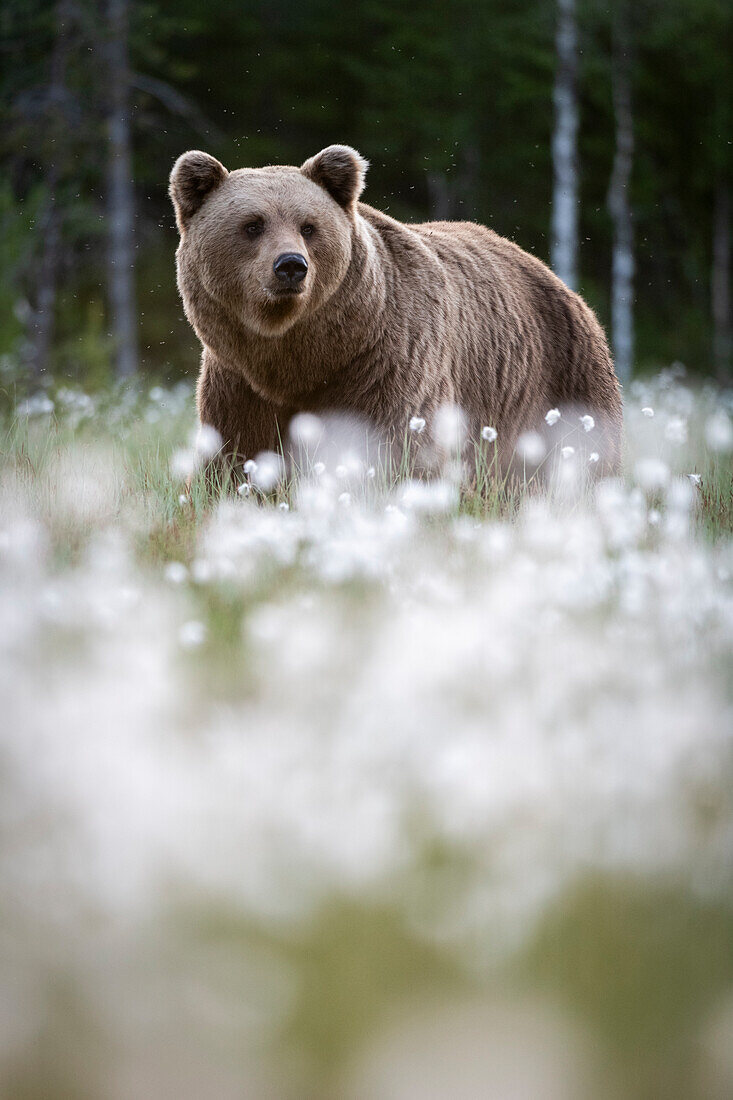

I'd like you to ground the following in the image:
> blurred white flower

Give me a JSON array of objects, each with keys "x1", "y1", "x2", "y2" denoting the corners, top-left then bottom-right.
[
  {"x1": 278, "y1": 502, "x2": 290, "y2": 512},
  {"x1": 16, "y1": 394, "x2": 54, "y2": 417},
  {"x1": 561, "y1": 446, "x2": 575, "y2": 459},
  {"x1": 237, "y1": 482, "x2": 251, "y2": 497},
  {"x1": 579, "y1": 415, "x2": 595, "y2": 432},
  {"x1": 648, "y1": 508, "x2": 661, "y2": 525},
  {"x1": 251, "y1": 452, "x2": 283, "y2": 493},
  {"x1": 191, "y1": 559, "x2": 213, "y2": 584},
  {"x1": 516, "y1": 431, "x2": 546, "y2": 464},
  {"x1": 687, "y1": 473, "x2": 702, "y2": 488},
  {"x1": 194, "y1": 424, "x2": 222, "y2": 459},
  {"x1": 243, "y1": 459, "x2": 258, "y2": 476},
  {"x1": 705, "y1": 411, "x2": 732, "y2": 453},
  {"x1": 544, "y1": 408, "x2": 561, "y2": 426},
  {"x1": 338, "y1": 492, "x2": 352, "y2": 507},
  {"x1": 589, "y1": 452, "x2": 600, "y2": 464},
  {"x1": 635, "y1": 457, "x2": 670, "y2": 491},
  {"x1": 667, "y1": 477, "x2": 695, "y2": 512},
  {"x1": 409, "y1": 416, "x2": 426, "y2": 433},
  {"x1": 171, "y1": 448, "x2": 195, "y2": 481},
  {"x1": 335, "y1": 465, "x2": 348, "y2": 479},
  {"x1": 313, "y1": 461, "x2": 326, "y2": 477},
  {"x1": 178, "y1": 493, "x2": 188, "y2": 506},
  {"x1": 434, "y1": 405, "x2": 467, "y2": 451},
  {"x1": 179, "y1": 620, "x2": 206, "y2": 649},
  {"x1": 401, "y1": 479, "x2": 457, "y2": 515},
  {"x1": 289, "y1": 412, "x2": 323, "y2": 448},
  {"x1": 642, "y1": 406, "x2": 654, "y2": 417},
  {"x1": 164, "y1": 562, "x2": 188, "y2": 585},
  {"x1": 366, "y1": 466, "x2": 376, "y2": 479},
  {"x1": 481, "y1": 426, "x2": 498, "y2": 443},
  {"x1": 664, "y1": 416, "x2": 688, "y2": 445}
]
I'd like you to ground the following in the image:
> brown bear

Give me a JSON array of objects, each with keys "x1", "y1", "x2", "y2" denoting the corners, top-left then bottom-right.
[{"x1": 170, "y1": 144, "x2": 622, "y2": 474}]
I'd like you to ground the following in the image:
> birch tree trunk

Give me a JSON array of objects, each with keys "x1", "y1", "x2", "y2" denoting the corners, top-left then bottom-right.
[
  {"x1": 550, "y1": 0, "x2": 579, "y2": 290},
  {"x1": 712, "y1": 182, "x2": 731, "y2": 381},
  {"x1": 607, "y1": 11, "x2": 634, "y2": 385},
  {"x1": 106, "y1": 0, "x2": 137, "y2": 379}
]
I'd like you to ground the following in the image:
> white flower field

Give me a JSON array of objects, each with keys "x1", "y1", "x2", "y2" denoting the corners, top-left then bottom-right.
[{"x1": 1, "y1": 366, "x2": 732, "y2": 1099}]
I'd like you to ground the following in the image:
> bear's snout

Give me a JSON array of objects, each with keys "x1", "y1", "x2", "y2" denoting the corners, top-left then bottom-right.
[{"x1": 273, "y1": 252, "x2": 308, "y2": 289}]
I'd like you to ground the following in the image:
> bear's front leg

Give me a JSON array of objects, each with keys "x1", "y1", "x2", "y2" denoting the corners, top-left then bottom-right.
[{"x1": 195, "y1": 352, "x2": 287, "y2": 489}]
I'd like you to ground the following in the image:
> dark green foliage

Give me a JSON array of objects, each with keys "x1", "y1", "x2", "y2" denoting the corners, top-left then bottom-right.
[{"x1": 1, "y1": 0, "x2": 731, "y2": 382}]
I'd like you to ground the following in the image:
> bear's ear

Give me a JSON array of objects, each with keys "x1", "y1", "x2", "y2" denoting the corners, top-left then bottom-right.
[
  {"x1": 300, "y1": 145, "x2": 368, "y2": 211},
  {"x1": 169, "y1": 150, "x2": 228, "y2": 232}
]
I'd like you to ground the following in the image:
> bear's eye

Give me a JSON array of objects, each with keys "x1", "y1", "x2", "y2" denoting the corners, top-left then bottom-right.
[
  {"x1": 244, "y1": 221, "x2": 264, "y2": 238},
  {"x1": 301, "y1": 223, "x2": 315, "y2": 238}
]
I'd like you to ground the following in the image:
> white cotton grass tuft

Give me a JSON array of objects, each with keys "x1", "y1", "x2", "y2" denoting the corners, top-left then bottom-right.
[
  {"x1": 171, "y1": 448, "x2": 196, "y2": 481},
  {"x1": 481, "y1": 426, "x2": 498, "y2": 443},
  {"x1": 16, "y1": 394, "x2": 55, "y2": 418},
  {"x1": 635, "y1": 457, "x2": 670, "y2": 492},
  {"x1": 434, "y1": 405, "x2": 467, "y2": 451},
  {"x1": 289, "y1": 412, "x2": 323, "y2": 448},
  {"x1": 400, "y1": 479, "x2": 457, "y2": 515},
  {"x1": 2, "y1": 370, "x2": 732, "y2": 1095},
  {"x1": 705, "y1": 410, "x2": 732, "y2": 453},
  {"x1": 194, "y1": 424, "x2": 222, "y2": 459},
  {"x1": 171, "y1": 425, "x2": 222, "y2": 481},
  {"x1": 561, "y1": 446, "x2": 575, "y2": 460},
  {"x1": 642, "y1": 406, "x2": 654, "y2": 417},
  {"x1": 334, "y1": 453, "x2": 364, "y2": 480},
  {"x1": 250, "y1": 452, "x2": 283, "y2": 492},
  {"x1": 243, "y1": 459, "x2": 258, "y2": 476},
  {"x1": 515, "y1": 431, "x2": 546, "y2": 465},
  {"x1": 545, "y1": 408, "x2": 561, "y2": 426},
  {"x1": 664, "y1": 416, "x2": 688, "y2": 446},
  {"x1": 164, "y1": 562, "x2": 188, "y2": 585},
  {"x1": 409, "y1": 416, "x2": 426, "y2": 434},
  {"x1": 579, "y1": 415, "x2": 595, "y2": 432},
  {"x1": 179, "y1": 620, "x2": 206, "y2": 649},
  {"x1": 589, "y1": 452, "x2": 600, "y2": 464}
]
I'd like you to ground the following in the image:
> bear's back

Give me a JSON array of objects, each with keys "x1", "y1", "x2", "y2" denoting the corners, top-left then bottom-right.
[{"x1": 357, "y1": 202, "x2": 621, "y2": 457}]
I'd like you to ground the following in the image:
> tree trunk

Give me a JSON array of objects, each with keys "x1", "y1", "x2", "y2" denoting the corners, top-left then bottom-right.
[
  {"x1": 712, "y1": 182, "x2": 731, "y2": 381},
  {"x1": 607, "y1": 11, "x2": 634, "y2": 386},
  {"x1": 106, "y1": 0, "x2": 137, "y2": 379},
  {"x1": 29, "y1": 185, "x2": 62, "y2": 380},
  {"x1": 550, "y1": 0, "x2": 579, "y2": 290},
  {"x1": 27, "y1": 0, "x2": 72, "y2": 379}
]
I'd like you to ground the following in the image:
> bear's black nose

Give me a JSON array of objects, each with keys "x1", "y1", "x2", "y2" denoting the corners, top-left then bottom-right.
[{"x1": 273, "y1": 252, "x2": 308, "y2": 285}]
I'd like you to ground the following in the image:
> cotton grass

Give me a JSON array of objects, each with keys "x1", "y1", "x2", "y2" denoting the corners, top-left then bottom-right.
[{"x1": 0, "y1": 368, "x2": 731, "y2": 1098}]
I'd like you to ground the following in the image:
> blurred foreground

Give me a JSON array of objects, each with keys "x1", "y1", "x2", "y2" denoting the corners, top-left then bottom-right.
[{"x1": 1, "y1": 368, "x2": 732, "y2": 1099}]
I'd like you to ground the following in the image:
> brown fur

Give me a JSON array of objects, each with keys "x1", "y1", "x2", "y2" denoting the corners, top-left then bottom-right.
[{"x1": 170, "y1": 144, "x2": 623, "y2": 471}]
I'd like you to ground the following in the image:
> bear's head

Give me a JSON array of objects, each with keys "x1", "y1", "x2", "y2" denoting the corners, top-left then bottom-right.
[{"x1": 170, "y1": 145, "x2": 368, "y2": 339}]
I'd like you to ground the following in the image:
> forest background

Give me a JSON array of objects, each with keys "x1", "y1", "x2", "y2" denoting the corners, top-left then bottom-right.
[{"x1": 1, "y1": 0, "x2": 730, "y2": 394}]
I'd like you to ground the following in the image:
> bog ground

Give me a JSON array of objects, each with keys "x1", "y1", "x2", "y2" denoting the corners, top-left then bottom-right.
[{"x1": 1, "y1": 367, "x2": 732, "y2": 1100}]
